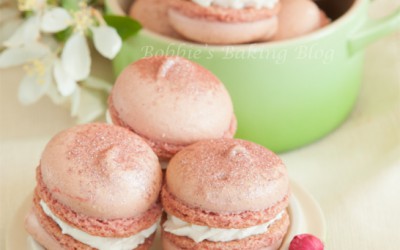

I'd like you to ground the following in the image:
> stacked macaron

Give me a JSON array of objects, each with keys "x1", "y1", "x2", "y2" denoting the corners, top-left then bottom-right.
[
  {"x1": 162, "y1": 139, "x2": 290, "y2": 249},
  {"x1": 167, "y1": 0, "x2": 281, "y2": 44},
  {"x1": 108, "y1": 56, "x2": 237, "y2": 162},
  {"x1": 25, "y1": 123, "x2": 162, "y2": 250},
  {"x1": 129, "y1": 0, "x2": 331, "y2": 44},
  {"x1": 25, "y1": 55, "x2": 292, "y2": 249}
]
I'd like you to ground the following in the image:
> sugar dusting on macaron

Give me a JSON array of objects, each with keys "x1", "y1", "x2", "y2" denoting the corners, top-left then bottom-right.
[
  {"x1": 25, "y1": 123, "x2": 163, "y2": 250},
  {"x1": 162, "y1": 138, "x2": 290, "y2": 249}
]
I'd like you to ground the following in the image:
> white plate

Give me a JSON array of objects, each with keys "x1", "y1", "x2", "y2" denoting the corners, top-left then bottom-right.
[{"x1": 6, "y1": 181, "x2": 325, "y2": 250}]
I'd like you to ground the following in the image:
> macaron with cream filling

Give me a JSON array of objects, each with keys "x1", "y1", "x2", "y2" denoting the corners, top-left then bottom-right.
[
  {"x1": 168, "y1": 0, "x2": 281, "y2": 44},
  {"x1": 161, "y1": 138, "x2": 290, "y2": 249},
  {"x1": 24, "y1": 123, "x2": 163, "y2": 250},
  {"x1": 108, "y1": 56, "x2": 236, "y2": 161}
]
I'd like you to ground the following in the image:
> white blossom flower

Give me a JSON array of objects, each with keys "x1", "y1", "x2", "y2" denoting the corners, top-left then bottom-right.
[
  {"x1": 0, "y1": 41, "x2": 79, "y2": 104},
  {"x1": 17, "y1": 0, "x2": 47, "y2": 12},
  {"x1": 0, "y1": 0, "x2": 121, "y2": 122},
  {"x1": 3, "y1": 0, "x2": 47, "y2": 47},
  {"x1": 40, "y1": 2, "x2": 121, "y2": 94},
  {"x1": 91, "y1": 25, "x2": 122, "y2": 59},
  {"x1": 3, "y1": 15, "x2": 41, "y2": 47},
  {"x1": 40, "y1": 7, "x2": 72, "y2": 33},
  {"x1": 0, "y1": 2, "x2": 24, "y2": 47},
  {"x1": 41, "y1": 2, "x2": 122, "y2": 65}
]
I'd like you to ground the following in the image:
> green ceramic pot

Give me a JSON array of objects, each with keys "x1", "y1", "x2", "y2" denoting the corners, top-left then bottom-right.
[{"x1": 107, "y1": 0, "x2": 400, "y2": 152}]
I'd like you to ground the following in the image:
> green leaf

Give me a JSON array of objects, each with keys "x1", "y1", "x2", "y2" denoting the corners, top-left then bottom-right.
[
  {"x1": 62, "y1": 0, "x2": 80, "y2": 11},
  {"x1": 54, "y1": 27, "x2": 73, "y2": 42},
  {"x1": 103, "y1": 15, "x2": 142, "y2": 40},
  {"x1": 23, "y1": 11, "x2": 35, "y2": 18}
]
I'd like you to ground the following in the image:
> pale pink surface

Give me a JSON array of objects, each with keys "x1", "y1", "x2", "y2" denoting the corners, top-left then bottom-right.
[
  {"x1": 110, "y1": 56, "x2": 235, "y2": 145},
  {"x1": 166, "y1": 139, "x2": 290, "y2": 213},
  {"x1": 109, "y1": 97, "x2": 237, "y2": 160},
  {"x1": 319, "y1": 10, "x2": 331, "y2": 27},
  {"x1": 168, "y1": 0, "x2": 280, "y2": 44},
  {"x1": 273, "y1": 0, "x2": 323, "y2": 40},
  {"x1": 129, "y1": 0, "x2": 181, "y2": 38},
  {"x1": 25, "y1": 209, "x2": 64, "y2": 250},
  {"x1": 169, "y1": 9, "x2": 278, "y2": 44},
  {"x1": 36, "y1": 169, "x2": 162, "y2": 237},
  {"x1": 40, "y1": 123, "x2": 162, "y2": 219}
]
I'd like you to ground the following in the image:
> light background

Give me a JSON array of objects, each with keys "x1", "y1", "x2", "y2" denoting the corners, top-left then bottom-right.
[{"x1": 1, "y1": 0, "x2": 399, "y2": 249}]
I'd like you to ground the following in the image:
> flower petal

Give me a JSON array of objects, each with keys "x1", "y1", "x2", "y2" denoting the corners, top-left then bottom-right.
[
  {"x1": 41, "y1": 7, "x2": 73, "y2": 33},
  {"x1": 3, "y1": 15, "x2": 40, "y2": 47},
  {"x1": 18, "y1": 69, "x2": 51, "y2": 105},
  {"x1": 84, "y1": 76, "x2": 112, "y2": 92},
  {"x1": 76, "y1": 87, "x2": 106, "y2": 123},
  {"x1": 105, "y1": 109, "x2": 112, "y2": 124},
  {"x1": 61, "y1": 33, "x2": 91, "y2": 81},
  {"x1": 53, "y1": 59, "x2": 77, "y2": 96},
  {"x1": 70, "y1": 87, "x2": 81, "y2": 117},
  {"x1": 0, "y1": 19, "x2": 23, "y2": 48},
  {"x1": 91, "y1": 26, "x2": 122, "y2": 59},
  {"x1": 0, "y1": 43, "x2": 49, "y2": 68},
  {"x1": 46, "y1": 80, "x2": 67, "y2": 105}
]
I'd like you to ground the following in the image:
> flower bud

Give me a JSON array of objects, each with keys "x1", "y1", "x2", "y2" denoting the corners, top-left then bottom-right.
[{"x1": 289, "y1": 234, "x2": 324, "y2": 250}]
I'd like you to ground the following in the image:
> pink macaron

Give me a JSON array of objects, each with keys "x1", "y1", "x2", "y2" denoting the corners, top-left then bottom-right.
[
  {"x1": 272, "y1": 0, "x2": 331, "y2": 41},
  {"x1": 161, "y1": 138, "x2": 290, "y2": 249},
  {"x1": 129, "y1": 0, "x2": 182, "y2": 39},
  {"x1": 168, "y1": 0, "x2": 281, "y2": 44},
  {"x1": 108, "y1": 56, "x2": 237, "y2": 161},
  {"x1": 25, "y1": 123, "x2": 163, "y2": 250}
]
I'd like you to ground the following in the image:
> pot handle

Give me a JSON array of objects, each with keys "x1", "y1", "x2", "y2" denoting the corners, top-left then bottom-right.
[{"x1": 349, "y1": 6, "x2": 400, "y2": 54}]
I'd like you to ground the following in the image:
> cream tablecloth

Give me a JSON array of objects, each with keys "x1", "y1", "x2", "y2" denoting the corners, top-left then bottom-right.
[{"x1": 1, "y1": 0, "x2": 399, "y2": 249}]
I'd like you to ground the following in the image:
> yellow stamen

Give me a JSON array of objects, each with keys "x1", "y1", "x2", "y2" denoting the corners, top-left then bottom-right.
[
  {"x1": 72, "y1": 2, "x2": 94, "y2": 34},
  {"x1": 23, "y1": 60, "x2": 47, "y2": 85},
  {"x1": 18, "y1": 0, "x2": 34, "y2": 11},
  {"x1": 18, "y1": 0, "x2": 44, "y2": 11}
]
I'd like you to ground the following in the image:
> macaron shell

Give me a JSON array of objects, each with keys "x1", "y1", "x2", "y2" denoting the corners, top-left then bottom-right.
[
  {"x1": 272, "y1": 0, "x2": 322, "y2": 41},
  {"x1": 25, "y1": 208, "x2": 64, "y2": 250},
  {"x1": 162, "y1": 184, "x2": 289, "y2": 228},
  {"x1": 40, "y1": 123, "x2": 162, "y2": 219},
  {"x1": 166, "y1": 139, "x2": 289, "y2": 213},
  {"x1": 29, "y1": 195, "x2": 157, "y2": 250},
  {"x1": 168, "y1": 9, "x2": 278, "y2": 44},
  {"x1": 319, "y1": 9, "x2": 331, "y2": 27},
  {"x1": 162, "y1": 210, "x2": 290, "y2": 250},
  {"x1": 110, "y1": 56, "x2": 235, "y2": 145},
  {"x1": 109, "y1": 97, "x2": 237, "y2": 160},
  {"x1": 168, "y1": 0, "x2": 280, "y2": 44},
  {"x1": 129, "y1": 0, "x2": 181, "y2": 39},
  {"x1": 36, "y1": 170, "x2": 162, "y2": 237}
]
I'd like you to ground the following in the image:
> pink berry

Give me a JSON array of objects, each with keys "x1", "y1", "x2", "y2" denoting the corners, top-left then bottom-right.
[{"x1": 289, "y1": 234, "x2": 324, "y2": 250}]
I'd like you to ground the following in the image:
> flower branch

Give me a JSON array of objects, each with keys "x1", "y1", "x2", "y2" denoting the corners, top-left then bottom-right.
[{"x1": 0, "y1": 0, "x2": 141, "y2": 123}]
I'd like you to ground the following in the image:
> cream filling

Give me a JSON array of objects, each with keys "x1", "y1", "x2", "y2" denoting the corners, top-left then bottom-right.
[
  {"x1": 163, "y1": 211, "x2": 284, "y2": 243},
  {"x1": 192, "y1": 0, "x2": 279, "y2": 9},
  {"x1": 40, "y1": 200, "x2": 158, "y2": 250}
]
